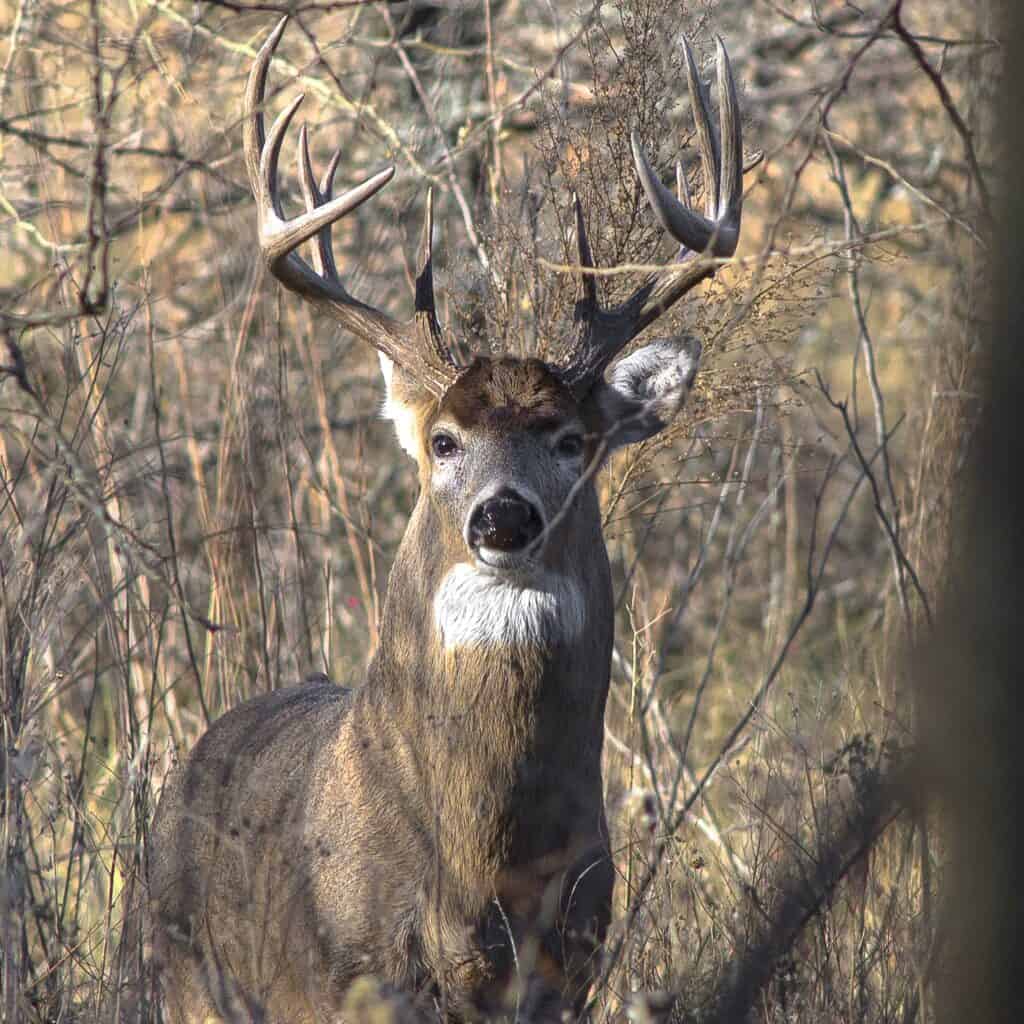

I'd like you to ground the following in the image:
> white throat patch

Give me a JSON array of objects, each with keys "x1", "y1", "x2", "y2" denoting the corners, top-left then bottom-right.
[{"x1": 434, "y1": 564, "x2": 585, "y2": 651}]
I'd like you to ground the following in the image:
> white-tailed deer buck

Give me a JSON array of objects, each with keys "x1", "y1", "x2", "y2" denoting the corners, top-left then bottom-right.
[{"x1": 151, "y1": 16, "x2": 745, "y2": 1022}]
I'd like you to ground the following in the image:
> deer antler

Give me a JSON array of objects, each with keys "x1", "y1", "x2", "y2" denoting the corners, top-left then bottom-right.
[
  {"x1": 560, "y1": 36, "x2": 744, "y2": 395},
  {"x1": 244, "y1": 17, "x2": 459, "y2": 396}
]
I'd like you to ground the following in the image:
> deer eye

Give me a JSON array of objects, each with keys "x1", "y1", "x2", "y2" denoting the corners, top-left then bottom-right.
[
  {"x1": 431, "y1": 432, "x2": 460, "y2": 459},
  {"x1": 555, "y1": 433, "x2": 584, "y2": 459}
]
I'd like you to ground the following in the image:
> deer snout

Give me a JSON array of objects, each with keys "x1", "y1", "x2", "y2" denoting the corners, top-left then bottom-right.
[{"x1": 468, "y1": 489, "x2": 544, "y2": 554}]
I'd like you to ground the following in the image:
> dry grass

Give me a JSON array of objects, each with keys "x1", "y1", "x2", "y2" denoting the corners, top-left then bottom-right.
[{"x1": 0, "y1": 0, "x2": 993, "y2": 1020}]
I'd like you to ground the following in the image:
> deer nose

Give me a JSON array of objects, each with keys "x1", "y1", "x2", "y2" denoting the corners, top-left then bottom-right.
[{"x1": 468, "y1": 489, "x2": 544, "y2": 553}]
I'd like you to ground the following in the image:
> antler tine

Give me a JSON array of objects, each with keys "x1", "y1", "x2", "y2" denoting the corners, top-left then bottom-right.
[
  {"x1": 320, "y1": 147, "x2": 343, "y2": 200},
  {"x1": 412, "y1": 187, "x2": 459, "y2": 370},
  {"x1": 317, "y1": 148, "x2": 344, "y2": 280},
  {"x1": 715, "y1": 35, "x2": 743, "y2": 228},
  {"x1": 573, "y1": 193, "x2": 598, "y2": 310},
  {"x1": 265, "y1": 92, "x2": 307, "y2": 225},
  {"x1": 683, "y1": 35, "x2": 720, "y2": 221},
  {"x1": 560, "y1": 36, "x2": 744, "y2": 395},
  {"x1": 415, "y1": 186, "x2": 437, "y2": 317},
  {"x1": 242, "y1": 16, "x2": 286, "y2": 194},
  {"x1": 297, "y1": 126, "x2": 344, "y2": 280},
  {"x1": 676, "y1": 160, "x2": 692, "y2": 210},
  {"x1": 297, "y1": 124, "x2": 326, "y2": 277},
  {"x1": 243, "y1": 18, "x2": 459, "y2": 396},
  {"x1": 631, "y1": 132, "x2": 717, "y2": 256}
]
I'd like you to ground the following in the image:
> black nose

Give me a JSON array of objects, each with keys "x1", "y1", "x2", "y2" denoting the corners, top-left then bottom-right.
[{"x1": 468, "y1": 489, "x2": 543, "y2": 552}]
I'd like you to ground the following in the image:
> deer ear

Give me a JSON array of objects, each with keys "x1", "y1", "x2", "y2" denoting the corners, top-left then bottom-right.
[
  {"x1": 592, "y1": 337, "x2": 701, "y2": 450},
  {"x1": 378, "y1": 354, "x2": 425, "y2": 458}
]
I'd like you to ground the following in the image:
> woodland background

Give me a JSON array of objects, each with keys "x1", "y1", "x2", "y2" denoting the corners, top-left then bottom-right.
[{"x1": 0, "y1": 0, "x2": 1002, "y2": 1020}]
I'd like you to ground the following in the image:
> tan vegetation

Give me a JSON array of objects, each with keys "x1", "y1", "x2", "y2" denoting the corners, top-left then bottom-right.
[{"x1": 0, "y1": 0, "x2": 994, "y2": 1020}]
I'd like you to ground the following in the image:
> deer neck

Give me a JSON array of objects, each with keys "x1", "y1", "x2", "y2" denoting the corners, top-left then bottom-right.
[{"x1": 364, "y1": 489, "x2": 613, "y2": 856}]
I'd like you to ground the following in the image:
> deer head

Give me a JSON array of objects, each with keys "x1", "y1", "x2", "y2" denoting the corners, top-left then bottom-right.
[{"x1": 244, "y1": 17, "x2": 742, "y2": 649}]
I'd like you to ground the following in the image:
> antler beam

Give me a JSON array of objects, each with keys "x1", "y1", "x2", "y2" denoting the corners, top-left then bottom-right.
[{"x1": 244, "y1": 17, "x2": 459, "y2": 396}]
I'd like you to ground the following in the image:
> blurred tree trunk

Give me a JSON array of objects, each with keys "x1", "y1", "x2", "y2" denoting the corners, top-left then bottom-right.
[{"x1": 925, "y1": 4, "x2": 1024, "y2": 1022}]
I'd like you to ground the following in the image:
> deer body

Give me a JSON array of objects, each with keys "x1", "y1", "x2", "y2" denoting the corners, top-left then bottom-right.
[
  {"x1": 150, "y1": 18, "x2": 745, "y2": 1022},
  {"x1": 152, "y1": 363, "x2": 617, "y2": 1021}
]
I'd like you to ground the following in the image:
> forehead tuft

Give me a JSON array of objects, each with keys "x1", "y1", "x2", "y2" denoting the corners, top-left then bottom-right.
[{"x1": 440, "y1": 358, "x2": 576, "y2": 428}]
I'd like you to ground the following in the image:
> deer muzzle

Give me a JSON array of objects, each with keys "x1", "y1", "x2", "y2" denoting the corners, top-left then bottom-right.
[{"x1": 467, "y1": 488, "x2": 544, "y2": 560}]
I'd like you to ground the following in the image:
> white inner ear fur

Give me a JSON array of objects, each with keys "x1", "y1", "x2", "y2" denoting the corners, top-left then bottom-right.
[
  {"x1": 609, "y1": 337, "x2": 701, "y2": 406},
  {"x1": 597, "y1": 337, "x2": 702, "y2": 449},
  {"x1": 434, "y1": 564, "x2": 585, "y2": 651},
  {"x1": 378, "y1": 353, "x2": 420, "y2": 458}
]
